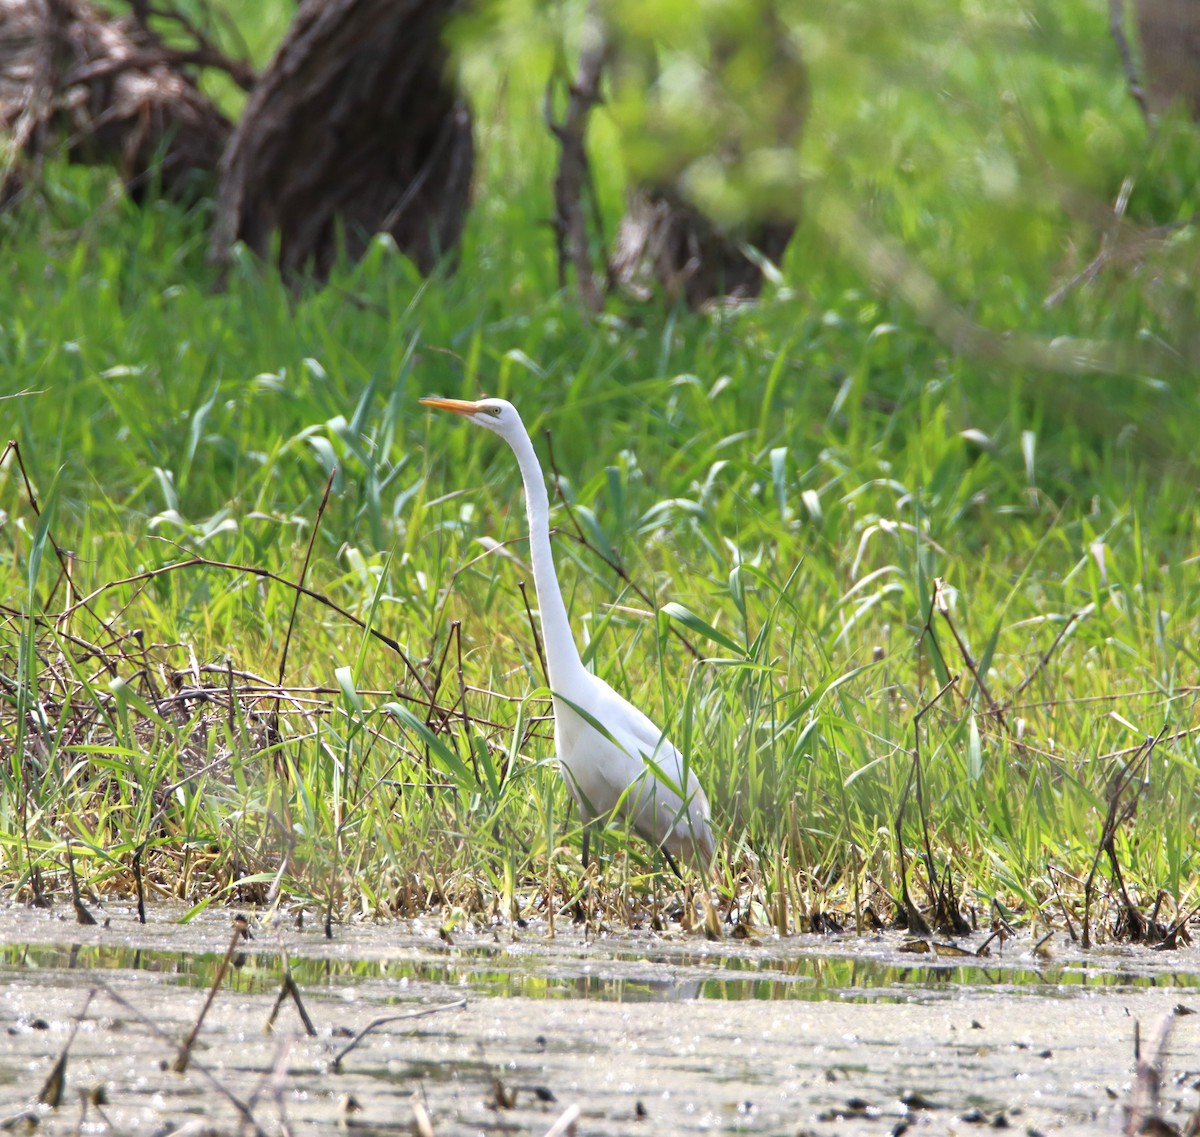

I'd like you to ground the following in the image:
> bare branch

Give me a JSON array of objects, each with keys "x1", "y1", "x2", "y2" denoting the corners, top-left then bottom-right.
[{"x1": 547, "y1": 1, "x2": 611, "y2": 311}]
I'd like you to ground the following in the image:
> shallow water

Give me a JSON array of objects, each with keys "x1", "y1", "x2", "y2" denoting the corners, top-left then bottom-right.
[{"x1": 1, "y1": 904, "x2": 1197, "y2": 1134}]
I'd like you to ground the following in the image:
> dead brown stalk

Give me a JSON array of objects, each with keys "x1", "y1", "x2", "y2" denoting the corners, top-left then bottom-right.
[
  {"x1": 172, "y1": 915, "x2": 251, "y2": 1073},
  {"x1": 1081, "y1": 729, "x2": 1165, "y2": 948},
  {"x1": 545, "y1": 0, "x2": 612, "y2": 310},
  {"x1": 269, "y1": 467, "x2": 336, "y2": 759},
  {"x1": 895, "y1": 673, "x2": 959, "y2": 936},
  {"x1": 331, "y1": 999, "x2": 467, "y2": 1070}
]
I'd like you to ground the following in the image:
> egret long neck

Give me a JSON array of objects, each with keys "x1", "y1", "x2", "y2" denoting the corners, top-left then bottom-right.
[{"x1": 507, "y1": 427, "x2": 587, "y2": 693}]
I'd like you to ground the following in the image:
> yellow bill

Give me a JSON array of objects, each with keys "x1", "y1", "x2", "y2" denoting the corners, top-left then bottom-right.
[{"x1": 419, "y1": 397, "x2": 482, "y2": 417}]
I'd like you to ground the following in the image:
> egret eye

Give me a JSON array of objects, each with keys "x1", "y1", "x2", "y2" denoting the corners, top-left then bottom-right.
[{"x1": 488, "y1": 406, "x2": 502, "y2": 417}]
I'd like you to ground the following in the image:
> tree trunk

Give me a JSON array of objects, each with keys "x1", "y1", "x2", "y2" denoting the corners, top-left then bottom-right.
[
  {"x1": 1133, "y1": 0, "x2": 1200, "y2": 118},
  {"x1": 211, "y1": 0, "x2": 473, "y2": 284},
  {"x1": 0, "y1": 0, "x2": 232, "y2": 205},
  {"x1": 612, "y1": 189, "x2": 795, "y2": 309}
]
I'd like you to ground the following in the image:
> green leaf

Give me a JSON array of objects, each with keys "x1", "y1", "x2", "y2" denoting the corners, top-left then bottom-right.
[
  {"x1": 108, "y1": 677, "x2": 172, "y2": 731},
  {"x1": 179, "y1": 896, "x2": 218, "y2": 923},
  {"x1": 384, "y1": 702, "x2": 475, "y2": 788},
  {"x1": 660, "y1": 602, "x2": 745, "y2": 656},
  {"x1": 967, "y1": 714, "x2": 984, "y2": 783},
  {"x1": 334, "y1": 666, "x2": 364, "y2": 713}
]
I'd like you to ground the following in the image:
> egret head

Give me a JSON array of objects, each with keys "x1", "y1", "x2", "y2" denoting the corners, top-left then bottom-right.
[{"x1": 419, "y1": 396, "x2": 525, "y2": 443}]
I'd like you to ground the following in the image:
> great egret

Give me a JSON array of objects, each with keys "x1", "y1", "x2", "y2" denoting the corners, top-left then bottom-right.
[{"x1": 420, "y1": 396, "x2": 715, "y2": 873}]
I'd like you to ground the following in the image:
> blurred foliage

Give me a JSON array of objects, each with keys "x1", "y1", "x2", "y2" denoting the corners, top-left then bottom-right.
[
  {"x1": 458, "y1": 0, "x2": 1200, "y2": 376},
  {"x1": 604, "y1": 0, "x2": 808, "y2": 224}
]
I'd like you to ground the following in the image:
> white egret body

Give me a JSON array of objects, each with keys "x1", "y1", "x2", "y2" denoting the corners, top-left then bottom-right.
[{"x1": 420, "y1": 396, "x2": 715, "y2": 871}]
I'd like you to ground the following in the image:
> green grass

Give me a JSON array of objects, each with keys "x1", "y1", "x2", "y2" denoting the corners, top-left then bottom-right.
[{"x1": 1, "y1": 0, "x2": 1198, "y2": 939}]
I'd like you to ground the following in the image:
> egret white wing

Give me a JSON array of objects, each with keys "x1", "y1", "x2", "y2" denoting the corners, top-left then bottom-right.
[{"x1": 561, "y1": 675, "x2": 714, "y2": 865}]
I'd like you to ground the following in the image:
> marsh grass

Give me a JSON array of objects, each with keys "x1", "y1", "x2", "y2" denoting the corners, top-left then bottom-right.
[
  {"x1": 2, "y1": 0, "x2": 1200, "y2": 942},
  {"x1": 2, "y1": 306, "x2": 1198, "y2": 943}
]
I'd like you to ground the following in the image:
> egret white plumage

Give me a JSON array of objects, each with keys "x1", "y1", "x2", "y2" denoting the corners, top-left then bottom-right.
[{"x1": 420, "y1": 396, "x2": 715, "y2": 873}]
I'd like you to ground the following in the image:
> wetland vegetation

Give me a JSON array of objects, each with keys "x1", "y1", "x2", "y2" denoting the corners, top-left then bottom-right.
[
  {"x1": 1, "y1": 0, "x2": 1198, "y2": 951},
  {"x1": 3, "y1": 1, "x2": 1200, "y2": 1130}
]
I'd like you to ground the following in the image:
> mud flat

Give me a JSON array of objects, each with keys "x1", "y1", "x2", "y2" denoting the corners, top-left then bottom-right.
[{"x1": 1, "y1": 905, "x2": 1197, "y2": 1135}]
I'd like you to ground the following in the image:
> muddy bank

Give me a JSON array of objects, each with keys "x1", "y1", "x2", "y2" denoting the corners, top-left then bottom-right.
[{"x1": 0, "y1": 905, "x2": 1197, "y2": 1134}]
